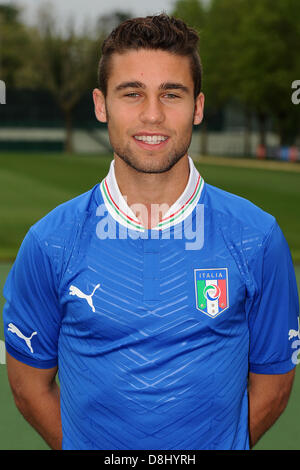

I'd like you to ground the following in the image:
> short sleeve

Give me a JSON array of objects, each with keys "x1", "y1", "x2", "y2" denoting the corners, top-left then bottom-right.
[
  {"x1": 248, "y1": 221, "x2": 299, "y2": 374},
  {"x1": 2, "y1": 228, "x2": 61, "y2": 368}
]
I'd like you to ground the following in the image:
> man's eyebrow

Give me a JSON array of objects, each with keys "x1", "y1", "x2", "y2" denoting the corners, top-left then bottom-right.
[
  {"x1": 115, "y1": 81, "x2": 146, "y2": 91},
  {"x1": 114, "y1": 81, "x2": 190, "y2": 93},
  {"x1": 159, "y1": 82, "x2": 189, "y2": 93}
]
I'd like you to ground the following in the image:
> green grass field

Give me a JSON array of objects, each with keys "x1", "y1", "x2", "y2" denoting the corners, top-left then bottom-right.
[{"x1": 0, "y1": 151, "x2": 299, "y2": 450}]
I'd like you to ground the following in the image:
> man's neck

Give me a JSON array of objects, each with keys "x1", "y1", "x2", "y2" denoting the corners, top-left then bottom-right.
[{"x1": 114, "y1": 155, "x2": 190, "y2": 229}]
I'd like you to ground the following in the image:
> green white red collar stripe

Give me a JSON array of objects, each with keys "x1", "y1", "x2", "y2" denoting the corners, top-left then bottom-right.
[
  {"x1": 155, "y1": 173, "x2": 203, "y2": 229},
  {"x1": 101, "y1": 178, "x2": 144, "y2": 231},
  {"x1": 100, "y1": 156, "x2": 204, "y2": 232}
]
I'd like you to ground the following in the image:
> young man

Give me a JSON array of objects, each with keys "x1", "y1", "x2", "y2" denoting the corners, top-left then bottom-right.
[{"x1": 2, "y1": 14, "x2": 299, "y2": 451}]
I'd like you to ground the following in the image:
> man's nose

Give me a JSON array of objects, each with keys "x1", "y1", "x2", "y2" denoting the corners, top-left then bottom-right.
[{"x1": 139, "y1": 97, "x2": 165, "y2": 124}]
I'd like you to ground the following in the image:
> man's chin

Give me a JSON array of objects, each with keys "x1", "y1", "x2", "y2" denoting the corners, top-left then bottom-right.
[{"x1": 114, "y1": 151, "x2": 187, "y2": 174}]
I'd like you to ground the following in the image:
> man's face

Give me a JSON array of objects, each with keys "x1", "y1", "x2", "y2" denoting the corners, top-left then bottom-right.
[{"x1": 93, "y1": 49, "x2": 204, "y2": 174}]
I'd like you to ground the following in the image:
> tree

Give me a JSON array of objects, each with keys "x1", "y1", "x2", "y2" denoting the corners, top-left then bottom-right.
[
  {"x1": 236, "y1": 0, "x2": 300, "y2": 146},
  {"x1": 18, "y1": 5, "x2": 101, "y2": 153},
  {"x1": 204, "y1": 0, "x2": 300, "y2": 148},
  {"x1": 0, "y1": 5, "x2": 31, "y2": 87},
  {"x1": 172, "y1": 0, "x2": 206, "y2": 32}
]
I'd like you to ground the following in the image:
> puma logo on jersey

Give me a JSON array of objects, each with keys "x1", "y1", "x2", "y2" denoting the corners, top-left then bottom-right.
[
  {"x1": 69, "y1": 284, "x2": 100, "y2": 312},
  {"x1": 7, "y1": 323, "x2": 37, "y2": 353}
]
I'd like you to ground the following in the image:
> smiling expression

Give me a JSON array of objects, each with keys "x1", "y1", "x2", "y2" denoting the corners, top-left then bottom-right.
[{"x1": 93, "y1": 49, "x2": 204, "y2": 174}]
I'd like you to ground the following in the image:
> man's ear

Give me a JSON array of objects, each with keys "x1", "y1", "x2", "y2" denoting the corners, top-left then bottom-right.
[
  {"x1": 193, "y1": 92, "x2": 205, "y2": 126},
  {"x1": 93, "y1": 88, "x2": 107, "y2": 123}
]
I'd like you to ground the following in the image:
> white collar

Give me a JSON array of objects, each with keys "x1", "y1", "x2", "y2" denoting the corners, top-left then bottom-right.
[{"x1": 100, "y1": 156, "x2": 204, "y2": 232}]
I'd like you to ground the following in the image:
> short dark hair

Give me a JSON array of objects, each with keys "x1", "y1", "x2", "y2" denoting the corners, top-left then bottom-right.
[{"x1": 98, "y1": 14, "x2": 202, "y2": 99}]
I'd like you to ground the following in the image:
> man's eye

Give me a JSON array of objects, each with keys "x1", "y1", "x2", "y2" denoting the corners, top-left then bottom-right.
[
  {"x1": 125, "y1": 93, "x2": 140, "y2": 98},
  {"x1": 164, "y1": 94, "x2": 180, "y2": 99}
]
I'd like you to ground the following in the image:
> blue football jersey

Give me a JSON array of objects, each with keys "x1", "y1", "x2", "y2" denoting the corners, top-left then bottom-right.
[{"x1": 2, "y1": 157, "x2": 299, "y2": 450}]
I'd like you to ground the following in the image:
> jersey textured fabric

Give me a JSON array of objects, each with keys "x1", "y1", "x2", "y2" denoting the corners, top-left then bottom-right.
[{"x1": 3, "y1": 157, "x2": 299, "y2": 450}]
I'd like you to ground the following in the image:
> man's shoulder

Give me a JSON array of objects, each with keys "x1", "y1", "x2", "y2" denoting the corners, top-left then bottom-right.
[
  {"x1": 204, "y1": 182, "x2": 275, "y2": 235},
  {"x1": 30, "y1": 184, "x2": 102, "y2": 242}
]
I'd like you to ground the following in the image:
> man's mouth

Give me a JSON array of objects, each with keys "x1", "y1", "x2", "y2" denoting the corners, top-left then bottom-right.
[{"x1": 133, "y1": 134, "x2": 169, "y2": 146}]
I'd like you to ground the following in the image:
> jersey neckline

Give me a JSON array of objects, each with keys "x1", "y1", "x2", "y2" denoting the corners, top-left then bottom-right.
[{"x1": 99, "y1": 156, "x2": 205, "y2": 232}]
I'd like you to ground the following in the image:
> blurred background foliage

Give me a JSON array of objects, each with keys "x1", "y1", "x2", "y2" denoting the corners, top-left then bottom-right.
[{"x1": 1, "y1": 0, "x2": 300, "y2": 153}]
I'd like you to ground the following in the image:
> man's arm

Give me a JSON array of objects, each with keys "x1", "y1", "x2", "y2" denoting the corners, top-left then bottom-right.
[
  {"x1": 6, "y1": 352, "x2": 62, "y2": 450},
  {"x1": 248, "y1": 368, "x2": 296, "y2": 448}
]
